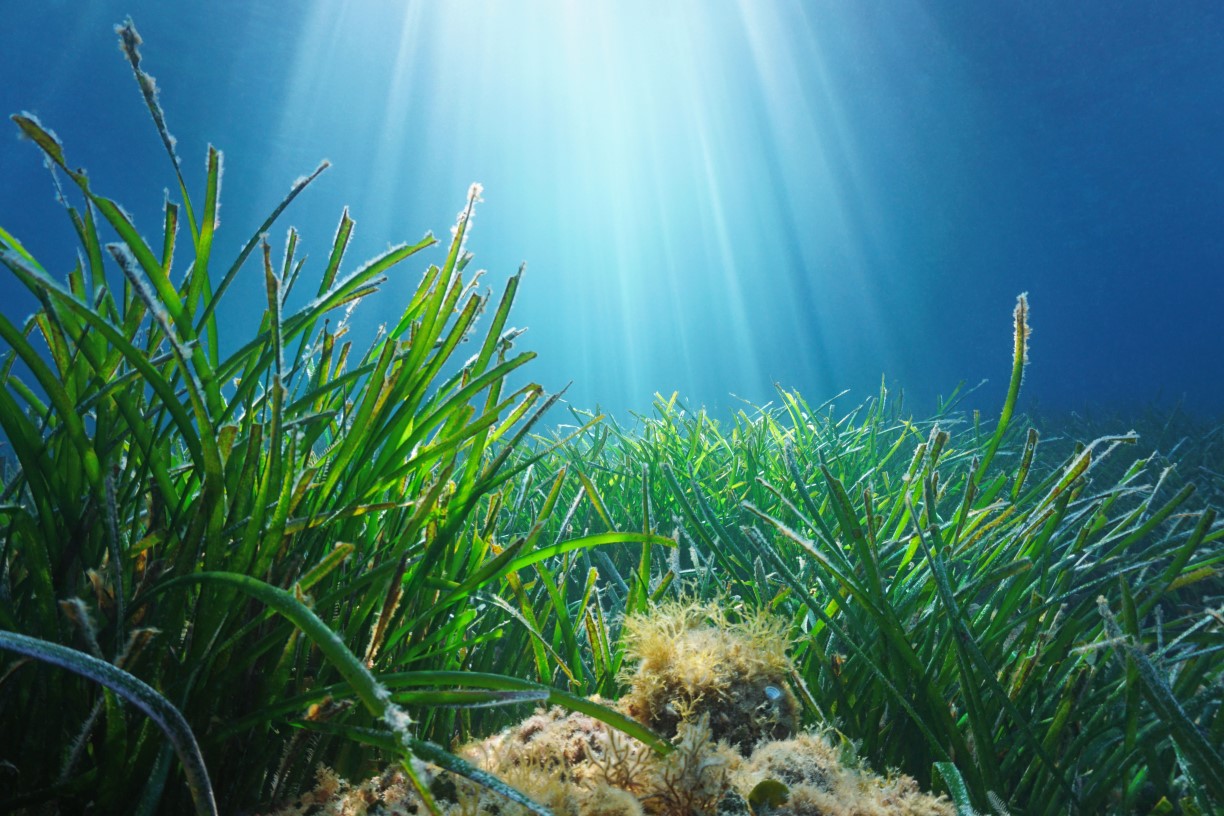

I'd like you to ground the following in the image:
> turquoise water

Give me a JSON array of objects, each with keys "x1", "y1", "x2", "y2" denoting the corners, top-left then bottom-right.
[{"x1": 3, "y1": 1, "x2": 1222, "y2": 417}]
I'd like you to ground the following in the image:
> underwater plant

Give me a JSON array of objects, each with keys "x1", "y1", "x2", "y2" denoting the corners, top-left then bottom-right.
[
  {"x1": 2, "y1": 17, "x2": 1222, "y2": 816},
  {"x1": 268, "y1": 599, "x2": 956, "y2": 816},
  {"x1": 616, "y1": 599, "x2": 801, "y2": 751},
  {"x1": 512, "y1": 302, "x2": 1224, "y2": 815},
  {"x1": 0, "y1": 19, "x2": 667, "y2": 815}
]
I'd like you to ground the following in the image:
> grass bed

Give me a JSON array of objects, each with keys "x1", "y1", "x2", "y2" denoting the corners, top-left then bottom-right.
[{"x1": 1, "y1": 19, "x2": 1221, "y2": 816}]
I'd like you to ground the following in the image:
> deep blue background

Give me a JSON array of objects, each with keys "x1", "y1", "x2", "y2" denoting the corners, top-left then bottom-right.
[{"x1": 2, "y1": 1, "x2": 1222, "y2": 421}]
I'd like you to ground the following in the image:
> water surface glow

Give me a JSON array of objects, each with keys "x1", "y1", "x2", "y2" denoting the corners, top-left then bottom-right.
[{"x1": 3, "y1": 1, "x2": 1222, "y2": 418}]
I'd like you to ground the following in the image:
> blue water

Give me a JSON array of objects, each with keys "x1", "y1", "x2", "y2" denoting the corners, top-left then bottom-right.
[{"x1": 3, "y1": 1, "x2": 1223, "y2": 420}]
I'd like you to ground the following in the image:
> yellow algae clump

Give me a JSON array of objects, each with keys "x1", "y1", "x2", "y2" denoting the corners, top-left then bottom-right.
[
  {"x1": 260, "y1": 764, "x2": 420, "y2": 816},
  {"x1": 618, "y1": 600, "x2": 800, "y2": 752},
  {"x1": 736, "y1": 735, "x2": 955, "y2": 816}
]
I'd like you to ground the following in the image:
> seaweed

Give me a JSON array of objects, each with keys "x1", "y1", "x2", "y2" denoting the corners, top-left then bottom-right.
[{"x1": 2, "y1": 18, "x2": 1221, "y2": 816}]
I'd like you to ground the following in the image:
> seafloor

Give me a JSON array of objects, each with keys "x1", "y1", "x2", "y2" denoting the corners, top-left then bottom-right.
[{"x1": 265, "y1": 601, "x2": 953, "y2": 816}]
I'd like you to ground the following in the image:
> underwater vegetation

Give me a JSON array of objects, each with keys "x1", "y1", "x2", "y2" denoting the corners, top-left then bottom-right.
[
  {"x1": 265, "y1": 601, "x2": 954, "y2": 816},
  {"x1": 1, "y1": 19, "x2": 1222, "y2": 816}
]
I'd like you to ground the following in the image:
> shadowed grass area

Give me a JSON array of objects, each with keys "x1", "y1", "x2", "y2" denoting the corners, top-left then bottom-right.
[{"x1": 1, "y1": 18, "x2": 1222, "y2": 816}]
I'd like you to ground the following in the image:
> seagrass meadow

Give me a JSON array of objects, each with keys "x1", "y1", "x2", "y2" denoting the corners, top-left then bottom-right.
[{"x1": 2, "y1": 21, "x2": 1223, "y2": 816}]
